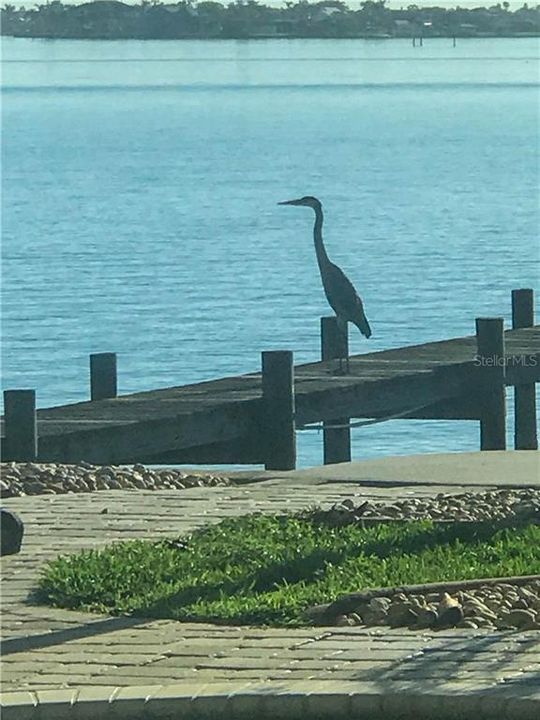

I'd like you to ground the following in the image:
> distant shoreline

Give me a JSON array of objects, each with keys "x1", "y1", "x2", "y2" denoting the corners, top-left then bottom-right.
[
  {"x1": 3, "y1": 33, "x2": 539, "y2": 41},
  {"x1": 2, "y1": 1, "x2": 538, "y2": 43}
]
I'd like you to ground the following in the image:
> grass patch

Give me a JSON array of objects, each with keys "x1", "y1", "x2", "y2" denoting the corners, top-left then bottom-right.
[{"x1": 36, "y1": 515, "x2": 540, "y2": 626}]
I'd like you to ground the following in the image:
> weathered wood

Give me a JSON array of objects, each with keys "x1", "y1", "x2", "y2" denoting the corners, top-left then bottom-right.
[
  {"x1": 512, "y1": 289, "x2": 537, "y2": 450},
  {"x1": 262, "y1": 350, "x2": 296, "y2": 471},
  {"x1": 0, "y1": 326, "x2": 537, "y2": 465},
  {"x1": 90, "y1": 353, "x2": 117, "y2": 401},
  {"x1": 139, "y1": 433, "x2": 265, "y2": 465},
  {"x1": 321, "y1": 316, "x2": 351, "y2": 464},
  {"x1": 294, "y1": 361, "x2": 478, "y2": 427},
  {"x1": 512, "y1": 288, "x2": 534, "y2": 329},
  {"x1": 378, "y1": 394, "x2": 482, "y2": 421},
  {"x1": 3, "y1": 390, "x2": 37, "y2": 461},
  {"x1": 36, "y1": 400, "x2": 262, "y2": 465},
  {"x1": 505, "y1": 354, "x2": 540, "y2": 385},
  {"x1": 475, "y1": 318, "x2": 506, "y2": 450}
]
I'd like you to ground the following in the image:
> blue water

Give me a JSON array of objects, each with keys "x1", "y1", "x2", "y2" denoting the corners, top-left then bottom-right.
[{"x1": 2, "y1": 37, "x2": 539, "y2": 467}]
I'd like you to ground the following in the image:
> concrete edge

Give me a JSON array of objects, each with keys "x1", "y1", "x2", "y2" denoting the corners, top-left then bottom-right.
[
  {"x1": 1, "y1": 680, "x2": 538, "y2": 720},
  {"x1": 222, "y1": 451, "x2": 540, "y2": 488}
]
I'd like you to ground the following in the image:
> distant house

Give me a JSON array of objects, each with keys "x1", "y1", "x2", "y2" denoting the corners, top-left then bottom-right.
[
  {"x1": 394, "y1": 18, "x2": 414, "y2": 35},
  {"x1": 459, "y1": 23, "x2": 479, "y2": 35},
  {"x1": 311, "y1": 6, "x2": 342, "y2": 23}
]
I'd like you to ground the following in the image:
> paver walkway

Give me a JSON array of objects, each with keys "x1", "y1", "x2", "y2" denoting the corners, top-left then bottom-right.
[{"x1": 1, "y1": 452, "x2": 539, "y2": 718}]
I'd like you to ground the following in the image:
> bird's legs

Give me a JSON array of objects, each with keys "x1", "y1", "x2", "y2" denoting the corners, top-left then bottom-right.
[
  {"x1": 338, "y1": 355, "x2": 350, "y2": 374},
  {"x1": 336, "y1": 317, "x2": 350, "y2": 375},
  {"x1": 337, "y1": 355, "x2": 350, "y2": 374}
]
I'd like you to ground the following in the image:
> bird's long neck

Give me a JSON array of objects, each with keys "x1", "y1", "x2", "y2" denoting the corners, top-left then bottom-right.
[{"x1": 313, "y1": 205, "x2": 330, "y2": 270}]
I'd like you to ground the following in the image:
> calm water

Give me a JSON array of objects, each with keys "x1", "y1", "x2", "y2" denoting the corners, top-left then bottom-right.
[{"x1": 2, "y1": 37, "x2": 539, "y2": 467}]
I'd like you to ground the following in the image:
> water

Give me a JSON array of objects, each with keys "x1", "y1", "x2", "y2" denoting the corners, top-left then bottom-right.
[{"x1": 2, "y1": 37, "x2": 538, "y2": 468}]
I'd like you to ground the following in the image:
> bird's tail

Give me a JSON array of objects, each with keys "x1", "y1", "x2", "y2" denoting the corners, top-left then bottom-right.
[{"x1": 354, "y1": 309, "x2": 372, "y2": 339}]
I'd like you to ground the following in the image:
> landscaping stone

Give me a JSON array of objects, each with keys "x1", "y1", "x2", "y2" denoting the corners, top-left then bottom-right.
[
  {"x1": 416, "y1": 607, "x2": 439, "y2": 629},
  {"x1": 435, "y1": 604, "x2": 463, "y2": 628},
  {"x1": 0, "y1": 508, "x2": 24, "y2": 556},
  {"x1": 309, "y1": 488, "x2": 540, "y2": 526},
  {"x1": 499, "y1": 609, "x2": 537, "y2": 629},
  {"x1": 315, "y1": 580, "x2": 540, "y2": 632},
  {"x1": 387, "y1": 602, "x2": 419, "y2": 627},
  {"x1": 0, "y1": 462, "x2": 230, "y2": 497}
]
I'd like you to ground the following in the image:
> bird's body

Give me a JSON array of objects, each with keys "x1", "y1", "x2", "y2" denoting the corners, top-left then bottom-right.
[{"x1": 279, "y1": 196, "x2": 372, "y2": 349}]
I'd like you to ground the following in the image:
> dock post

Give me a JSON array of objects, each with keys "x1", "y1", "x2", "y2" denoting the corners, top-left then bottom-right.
[
  {"x1": 512, "y1": 288, "x2": 537, "y2": 450},
  {"x1": 90, "y1": 353, "x2": 117, "y2": 401},
  {"x1": 321, "y1": 317, "x2": 351, "y2": 464},
  {"x1": 261, "y1": 350, "x2": 296, "y2": 471},
  {"x1": 3, "y1": 390, "x2": 38, "y2": 461},
  {"x1": 475, "y1": 318, "x2": 506, "y2": 450}
]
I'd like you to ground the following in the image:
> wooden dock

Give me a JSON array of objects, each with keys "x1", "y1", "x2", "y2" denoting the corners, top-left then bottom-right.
[{"x1": 2, "y1": 289, "x2": 539, "y2": 469}]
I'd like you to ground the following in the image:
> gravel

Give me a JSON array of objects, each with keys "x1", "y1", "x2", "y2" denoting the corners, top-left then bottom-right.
[
  {"x1": 324, "y1": 579, "x2": 540, "y2": 632},
  {"x1": 0, "y1": 462, "x2": 230, "y2": 498},
  {"x1": 311, "y1": 489, "x2": 540, "y2": 525}
]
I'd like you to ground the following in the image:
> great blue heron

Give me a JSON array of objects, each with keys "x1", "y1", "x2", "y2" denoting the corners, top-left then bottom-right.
[{"x1": 278, "y1": 195, "x2": 371, "y2": 372}]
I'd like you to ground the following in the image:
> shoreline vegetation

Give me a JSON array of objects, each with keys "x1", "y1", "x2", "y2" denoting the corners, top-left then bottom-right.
[{"x1": 2, "y1": 1, "x2": 539, "y2": 41}]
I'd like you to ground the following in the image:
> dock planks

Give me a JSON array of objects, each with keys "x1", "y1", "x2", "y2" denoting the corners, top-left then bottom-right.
[{"x1": 2, "y1": 325, "x2": 539, "y2": 467}]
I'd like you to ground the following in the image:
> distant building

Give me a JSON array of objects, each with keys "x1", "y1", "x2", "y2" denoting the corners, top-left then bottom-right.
[
  {"x1": 459, "y1": 22, "x2": 479, "y2": 35},
  {"x1": 394, "y1": 18, "x2": 414, "y2": 35}
]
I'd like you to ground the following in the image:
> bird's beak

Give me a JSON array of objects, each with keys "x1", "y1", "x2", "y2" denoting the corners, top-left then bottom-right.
[{"x1": 278, "y1": 199, "x2": 301, "y2": 206}]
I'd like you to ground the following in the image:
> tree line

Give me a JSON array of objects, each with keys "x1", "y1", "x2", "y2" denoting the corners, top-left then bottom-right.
[{"x1": 1, "y1": 1, "x2": 539, "y2": 40}]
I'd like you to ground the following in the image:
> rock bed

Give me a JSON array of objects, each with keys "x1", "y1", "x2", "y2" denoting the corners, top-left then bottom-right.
[
  {"x1": 324, "y1": 580, "x2": 540, "y2": 632},
  {"x1": 0, "y1": 462, "x2": 230, "y2": 498},
  {"x1": 304, "y1": 490, "x2": 540, "y2": 633},
  {"x1": 311, "y1": 488, "x2": 540, "y2": 525}
]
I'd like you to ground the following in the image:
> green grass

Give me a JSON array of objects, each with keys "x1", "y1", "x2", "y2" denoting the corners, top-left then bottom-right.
[{"x1": 36, "y1": 514, "x2": 540, "y2": 626}]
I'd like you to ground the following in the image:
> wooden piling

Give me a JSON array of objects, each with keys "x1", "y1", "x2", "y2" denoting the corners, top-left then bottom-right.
[
  {"x1": 90, "y1": 353, "x2": 117, "y2": 401},
  {"x1": 512, "y1": 288, "x2": 537, "y2": 450},
  {"x1": 261, "y1": 350, "x2": 296, "y2": 471},
  {"x1": 321, "y1": 316, "x2": 351, "y2": 464},
  {"x1": 475, "y1": 318, "x2": 506, "y2": 450},
  {"x1": 3, "y1": 389, "x2": 37, "y2": 461},
  {"x1": 1, "y1": 320, "x2": 536, "y2": 467}
]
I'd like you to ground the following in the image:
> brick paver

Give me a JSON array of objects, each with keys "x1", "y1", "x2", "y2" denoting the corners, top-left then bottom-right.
[{"x1": 1, "y1": 475, "x2": 539, "y2": 718}]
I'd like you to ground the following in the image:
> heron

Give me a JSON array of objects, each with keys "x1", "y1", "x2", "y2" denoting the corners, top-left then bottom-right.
[{"x1": 278, "y1": 195, "x2": 371, "y2": 373}]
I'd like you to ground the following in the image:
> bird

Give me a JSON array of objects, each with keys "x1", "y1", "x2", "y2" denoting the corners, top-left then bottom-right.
[{"x1": 278, "y1": 195, "x2": 371, "y2": 372}]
